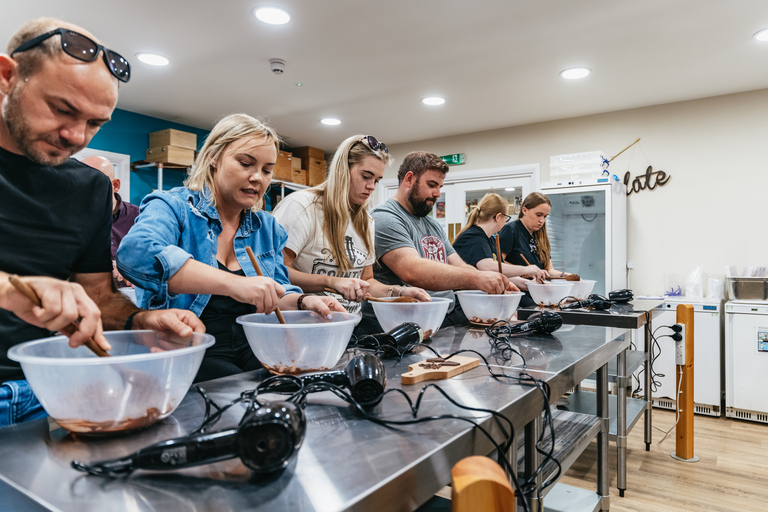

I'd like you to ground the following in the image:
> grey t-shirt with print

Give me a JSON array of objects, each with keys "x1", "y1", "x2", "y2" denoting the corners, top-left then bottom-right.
[{"x1": 371, "y1": 198, "x2": 456, "y2": 311}]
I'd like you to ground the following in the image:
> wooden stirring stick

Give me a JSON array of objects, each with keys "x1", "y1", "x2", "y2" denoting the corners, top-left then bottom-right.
[
  {"x1": 495, "y1": 235, "x2": 503, "y2": 274},
  {"x1": 7, "y1": 274, "x2": 110, "y2": 357},
  {"x1": 245, "y1": 246, "x2": 286, "y2": 324},
  {"x1": 520, "y1": 253, "x2": 579, "y2": 281}
]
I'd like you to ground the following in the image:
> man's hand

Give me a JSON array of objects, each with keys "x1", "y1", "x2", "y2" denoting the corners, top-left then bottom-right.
[
  {"x1": 472, "y1": 271, "x2": 510, "y2": 295},
  {"x1": 0, "y1": 275, "x2": 110, "y2": 350},
  {"x1": 131, "y1": 309, "x2": 205, "y2": 337}
]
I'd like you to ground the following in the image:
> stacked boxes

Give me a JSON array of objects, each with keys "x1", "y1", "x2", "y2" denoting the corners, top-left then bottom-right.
[
  {"x1": 274, "y1": 151, "x2": 293, "y2": 182},
  {"x1": 549, "y1": 151, "x2": 608, "y2": 182},
  {"x1": 146, "y1": 129, "x2": 197, "y2": 166},
  {"x1": 292, "y1": 146, "x2": 327, "y2": 187}
]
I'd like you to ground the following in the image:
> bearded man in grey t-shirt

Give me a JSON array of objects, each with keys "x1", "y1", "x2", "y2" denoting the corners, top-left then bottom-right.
[{"x1": 357, "y1": 151, "x2": 518, "y2": 334}]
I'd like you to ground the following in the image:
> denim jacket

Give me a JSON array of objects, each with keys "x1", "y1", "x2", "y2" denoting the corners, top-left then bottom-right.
[{"x1": 116, "y1": 186, "x2": 301, "y2": 316}]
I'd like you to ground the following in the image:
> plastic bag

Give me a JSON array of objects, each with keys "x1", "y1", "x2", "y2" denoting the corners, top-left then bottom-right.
[
  {"x1": 685, "y1": 266, "x2": 704, "y2": 298},
  {"x1": 706, "y1": 278, "x2": 723, "y2": 300}
]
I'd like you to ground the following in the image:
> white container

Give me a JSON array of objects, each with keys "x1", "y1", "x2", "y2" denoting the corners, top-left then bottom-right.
[
  {"x1": 8, "y1": 331, "x2": 214, "y2": 434},
  {"x1": 370, "y1": 297, "x2": 452, "y2": 338},
  {"x1": 237, "y1": 311, "x2": 360, "y2": 375},
  {"x1": 549, "y1": 151, "x2": 608, "y2": 181},
  {"x1": 569, "y1": 280, "x2": 597, "y2": 301},
  {"x1": 527, "y1": 282, "x2": 575, "y2": 306},
  {"x1": 454, "y1": 291, "x2": 524, "y2": 326}
]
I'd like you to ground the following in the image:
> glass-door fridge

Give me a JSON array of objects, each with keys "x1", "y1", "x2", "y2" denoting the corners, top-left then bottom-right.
[{"x1": 541, "y1": 179, "x2": 627, "y2": 297}]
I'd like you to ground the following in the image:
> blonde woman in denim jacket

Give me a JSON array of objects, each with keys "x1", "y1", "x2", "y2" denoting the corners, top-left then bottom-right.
[{"x1": 117, "y1": 114, "x2": 344, "y2": 381}]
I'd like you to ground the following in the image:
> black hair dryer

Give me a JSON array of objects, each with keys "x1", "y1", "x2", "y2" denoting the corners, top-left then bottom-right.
[
  {"x1": 509, "y1": 310, "x2": 563, "y2": 334},
  {"x1": 263, "y1": 352, "x2": 387, "y2": 407},
  {"x1": 72, "y1": 400, "x2": 306, "y2": 476},
  {"x1": 354, "y1": 322, "x2": 423, "y2": 358}
]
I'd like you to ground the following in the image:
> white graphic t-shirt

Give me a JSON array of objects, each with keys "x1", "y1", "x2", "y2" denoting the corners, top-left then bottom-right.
[{"x1": 273, "y1": 190, "x2": 375, "y2": 314}]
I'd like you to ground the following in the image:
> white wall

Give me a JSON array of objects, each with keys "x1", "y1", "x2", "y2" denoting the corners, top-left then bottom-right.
[{"x1": 385, "y1": 89, "x2": 768, "y2": 296}]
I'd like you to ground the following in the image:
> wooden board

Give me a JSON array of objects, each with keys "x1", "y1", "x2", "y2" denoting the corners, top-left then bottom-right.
[{"x1": 401, "y1": 355, "x2": 479, "y2": 385}]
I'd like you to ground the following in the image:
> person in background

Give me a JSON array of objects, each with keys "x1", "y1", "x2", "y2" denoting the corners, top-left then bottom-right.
[
  {"x1": 361, "y1": 151, "x2": 518, "y2": 334},
  {"x1": 81, "y1": 155, "x2": 139, "y2": 288},
  {"x1": 0, "y1": 17, "x2": 203, "y2": 427},
  {"x1": 117, "y1": 113, "x2": 345, "y2": 382},
  {"x1": 273, "y1": 134, "x2": 430, "y2": 314},
  {"x1": 452, "y1": 193, "x2": 534, "y2": 302},
  {"x1": 498, "y1": 192, "x2": 569, "y2": 303}
]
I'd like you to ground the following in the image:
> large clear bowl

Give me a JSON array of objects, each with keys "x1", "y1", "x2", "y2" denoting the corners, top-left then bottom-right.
[
  {"x1": 370, "y1": 297, "x2": 452, "y2": 338},
  {"x1": 454, "y1": 291, "x2": 524, "y2": 326}
]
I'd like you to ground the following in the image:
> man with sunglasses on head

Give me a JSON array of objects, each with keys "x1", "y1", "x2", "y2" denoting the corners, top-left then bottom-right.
[
  {"x1": 0, "y1": 18, "x2": 204, "y2": 428},
  {"x1": 359, "y1": 151, "x2": 519, "y2": 333}
]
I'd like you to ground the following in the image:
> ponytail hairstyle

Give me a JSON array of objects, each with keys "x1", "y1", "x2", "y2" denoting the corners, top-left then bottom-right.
[
  {"x1": 455, "y1": 193, "x2": 509, "y2": 239},
  {"x1": 519, "y1": 192, "x2": 552, "y2": 269},
  {"x1": 312, "y1": 134, "x2": 392, "y2": 272}
]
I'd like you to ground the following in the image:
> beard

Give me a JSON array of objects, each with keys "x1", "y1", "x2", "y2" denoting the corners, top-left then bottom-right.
[
  {"x1": 407, "y1": 180, "x2": 435, "y2": 217},
  {"x1": 2, "y1": 85, "x2": 81, "y2": 166}
]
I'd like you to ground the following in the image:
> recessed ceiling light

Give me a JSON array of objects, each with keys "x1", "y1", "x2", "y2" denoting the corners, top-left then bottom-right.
[
  {"x1": 253, "y1": 6, "x2": 291, "y2": 25},
  {"x1": 560, "y1": 67, "x2": 591, "y2": 80},
  {"x1": 754, "y1": 28, "x2": 768, "y2": 41},
  {"x1": 505, "y1": 187, "x2": 515, "y2": 191},
  {"x1": 136, "y1": 53, "x2": 169, "y2": 66},
  {"x1": 321, "y1": 118, "x2": 341, "y2": 126},
  {"x1": 422, "y1": 96, "x2": 446, "y2": 106},
  {"x1": 295, "y1": 82, "x2": 303, "y2": 86}
]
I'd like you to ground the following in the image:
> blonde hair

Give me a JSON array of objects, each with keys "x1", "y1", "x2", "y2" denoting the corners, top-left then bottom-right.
[
  {"x1": 310, "y1": 134, "x2": 392, "y2": 272},
  {"x1": 185, "y1": 113, "x2": 280, "y2": 212},
  {"x1": 455, "y1": 193, "x2": 509, "y2": 239},
  {"x1": 519, "y1": 192, "x2": 552, "y2": 269}
]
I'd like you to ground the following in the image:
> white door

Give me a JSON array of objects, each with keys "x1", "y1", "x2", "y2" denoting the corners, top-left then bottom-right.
[
  {"x1": 74, "y1": 148, "x2": 131, "y2": 201},
  {"x1": 450, "y1": 176, "x2": 531, "y2": 232}
]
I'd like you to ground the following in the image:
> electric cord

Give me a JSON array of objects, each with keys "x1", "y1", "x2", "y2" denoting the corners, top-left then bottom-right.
[{"x1": 654, "y1": 366, "x2": 684, "y2": 450}]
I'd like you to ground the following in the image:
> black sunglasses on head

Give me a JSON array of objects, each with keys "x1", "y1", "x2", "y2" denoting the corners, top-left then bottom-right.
[
  {"x1": 11, "y1": 28, "x2": 130, "y2": 83},
  {"x1": 359, "y1": 135, "x2": 388, "y2": 154}
]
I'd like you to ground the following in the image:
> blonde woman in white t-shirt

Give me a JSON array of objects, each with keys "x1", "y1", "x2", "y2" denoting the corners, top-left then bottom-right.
[{"x1": 273, "y1": 135, "x2": 430, "y2": 314}]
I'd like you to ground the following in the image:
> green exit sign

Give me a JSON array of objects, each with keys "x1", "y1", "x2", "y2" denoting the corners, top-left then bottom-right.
[{"x1": 440, "y1": 153, "x2": 465, "y2": 165}]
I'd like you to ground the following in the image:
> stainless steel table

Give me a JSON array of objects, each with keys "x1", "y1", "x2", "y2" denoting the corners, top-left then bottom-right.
[
  {"x1": 0, "y1": 324, "x2": 630, "y2": 512},
  {"x1": 517, "y1": 299, "x2": 664, "y2": 497}
]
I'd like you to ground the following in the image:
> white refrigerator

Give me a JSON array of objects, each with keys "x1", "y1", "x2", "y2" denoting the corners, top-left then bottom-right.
[
  {"x1": 725, "y1": 301, "x2": 768, "y2": 423},
  {"x1": 541, "y1": 178, "x2": 627, "y2": 297}
]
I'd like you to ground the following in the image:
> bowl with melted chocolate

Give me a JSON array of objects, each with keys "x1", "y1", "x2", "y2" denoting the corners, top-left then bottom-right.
[{"x1": 8, "y1": 330, "x2": 214, "y2": 435}]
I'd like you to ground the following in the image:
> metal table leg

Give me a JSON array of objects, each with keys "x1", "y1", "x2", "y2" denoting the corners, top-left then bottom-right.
[
  {"x1": 644, "y1": 318, "x2": 653, "y2": 451},
  {"x1": 597, "y1": 364, "x2": 610, "y2": 512},
  {"x1": 617, "y1": 349, "x2": 627, "y2": 497},
  {"x1": 524, "y1": 414, "x2": 542, "y2": 512}
]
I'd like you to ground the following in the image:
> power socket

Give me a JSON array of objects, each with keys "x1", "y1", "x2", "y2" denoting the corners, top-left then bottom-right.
[{"x1": 675, "y1": 324, "x2": 686, "y2": 365}]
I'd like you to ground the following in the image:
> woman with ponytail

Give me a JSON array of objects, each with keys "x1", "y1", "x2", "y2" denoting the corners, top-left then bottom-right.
[{"x1": 273, "y1": 135, "x2": 429, "y2": 314}]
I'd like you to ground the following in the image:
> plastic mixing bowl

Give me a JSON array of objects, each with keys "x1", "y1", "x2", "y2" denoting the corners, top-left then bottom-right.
[
  {"x1": 569, "y1": 280, "x2": 597, "y2": 301},
  {"x1": 454, "y1": 291, "x2": 524, "y2": 325},
  {"x1": 237, "y1": 311, "x2": 360, "y2": 374},
  {"x1": 527, "y1": 282, "x2": 575, "y2": 306},
  {"x1": 370, "y1": 297, "x2": 451, "y2": 338},
  {"x1": 7, "y1": 331, "x2": 214, "y2": 434}
]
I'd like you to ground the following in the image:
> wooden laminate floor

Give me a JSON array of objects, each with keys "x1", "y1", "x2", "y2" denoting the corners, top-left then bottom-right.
[{"x1": 559, "y1": 409, "x2": 768, "y2": 512}]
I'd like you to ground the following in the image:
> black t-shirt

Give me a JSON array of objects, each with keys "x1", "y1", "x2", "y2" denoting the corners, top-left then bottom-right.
[
  {"x1": 498, "y1": 219, "x2": 543, "y2": 268},
  {"x1": 452, "y1": 225, "x2": 495, "y2": 268},
  {"x1": 0, "y1": 146, "x2": 113, "y2": 381}
]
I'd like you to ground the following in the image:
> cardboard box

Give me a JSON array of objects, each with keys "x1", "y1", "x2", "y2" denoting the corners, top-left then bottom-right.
[
  {"x1": 146, "y1": 145, "x2": 195, "y2": 166},
  {"x1": 274, "y1": 151, "x2": 293, "y2": 181},
  {"x1": 149, "y1": 129, "x2": 197, "y2": 151},
  {"x1": 292, "y1": 146, "x2": 325, "y2": 164},
  {"x1": 291, "y1": 157, "x2": 302, "y2": 170},
  {"x1": 309, "y1": 167, "x2": 326, "y2": 186},
  {"x1": 290, "y1": 168, "x2": 308, "y2": 186}
]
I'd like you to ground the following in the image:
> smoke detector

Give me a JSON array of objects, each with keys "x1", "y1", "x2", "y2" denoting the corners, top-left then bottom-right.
[{"x1": 270, "y1": 58, "x2": 286, "y2": 74}]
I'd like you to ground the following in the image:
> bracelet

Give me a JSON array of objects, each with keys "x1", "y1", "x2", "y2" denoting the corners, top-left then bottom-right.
[
  {"x1": 387, "y1": 285, "x2": 402, "y2": 297},
  {"x1": 296, "y1": 293, "x2": 308, "y2": 311},
  {"x1": 124, "y1": 310, "x2": 141, "y2": 330}
]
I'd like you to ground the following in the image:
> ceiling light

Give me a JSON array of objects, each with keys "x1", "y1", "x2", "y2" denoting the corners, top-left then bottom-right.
[
  {"x1": 422, "y1": 96, "x2": 446, "y2": 106},
  {"x1": 505, "y1": 187, "x2": 515, "y2": 191},
  {"x1": 321, "y1": 118, "x2": 341, "y2": 126},
  {"x1": 560, "y1": 67, "x2": 591, "y2": 80},
  {"x1": 295, "y1": 83, "x2": 303, "y2": 86},
  {"x1": 136, "y1": 53, "x2": 169, "y2": 66},
  {"x1": 754, "y1": 28, "x2": 768, "y2": 41},
  {"x1": 253, "y1": 6, "x2": 291, "y2": 25}
]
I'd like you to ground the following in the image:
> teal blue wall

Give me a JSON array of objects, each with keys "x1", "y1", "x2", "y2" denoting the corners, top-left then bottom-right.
[{"x1": 87, "y1": 108, "x2": 210, "y2": 204}]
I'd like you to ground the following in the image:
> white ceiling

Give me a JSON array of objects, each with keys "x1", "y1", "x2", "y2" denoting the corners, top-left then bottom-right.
[{"x1": 4, "y1": 1, "x2": 768, "y2": 152}]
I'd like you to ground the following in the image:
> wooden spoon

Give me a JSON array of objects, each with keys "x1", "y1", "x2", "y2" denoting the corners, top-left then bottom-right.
[
  {"x1": 363, "y1": 295, "x2": 417, "y2": 303},
  {"x1": 245, "y1": 246, "x2": 286, "y2": 324},
  {"x1": 520, "y1": 254, "x2": 580, "y2": 281},
  {"x1": 6, "y1": 274, "x2": 110, "y2": 357}
]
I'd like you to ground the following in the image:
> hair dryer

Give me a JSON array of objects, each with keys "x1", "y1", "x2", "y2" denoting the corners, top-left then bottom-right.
[
  {"x1": 353, "y1": 322, "x2": 423, "y2": 358},
  {"x1": 561, "y1": 294, "x2": 612, "y2": 310},
  {"x1": 72, "y1": 400, "x2": 305, "y2": 476},
  {"x1": 261, "y1": 352, "x2": 387, "y2": 406},
  {"x1": 508, "y1": 310, "x2": 563, "y2": 334}
]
